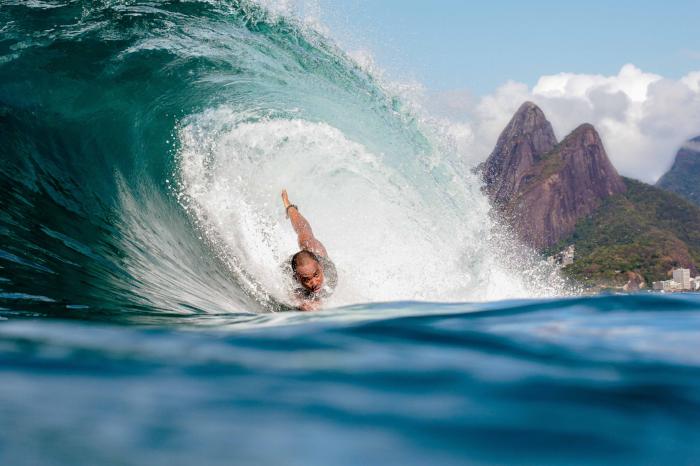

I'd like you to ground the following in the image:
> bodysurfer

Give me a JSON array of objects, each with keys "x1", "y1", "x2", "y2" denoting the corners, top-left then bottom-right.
[{"x1": 281, "y1": 189, "x2": 337, "y2": 311}]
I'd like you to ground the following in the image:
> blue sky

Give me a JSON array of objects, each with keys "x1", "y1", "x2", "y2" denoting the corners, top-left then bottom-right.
[{"x1": 318, "y1": 0, "x2": 700, "y2": 95}]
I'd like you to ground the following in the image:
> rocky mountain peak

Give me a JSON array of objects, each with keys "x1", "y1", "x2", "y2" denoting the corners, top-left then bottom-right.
[
  {"x1": 657, "y1": 135, "x2": 700, "y2": 206},
  {"x1": 482, "y1": 104, "x2": 626, "y2": 250},
  {"x1": 504, "y1": 101, "x2": 554, "y2": 139},
  {"x1": 569, "y1": 122, "x2": 596, "y2": 140},
  {"x1": 481, "y1": 101, "x2": 557, "y2": 207}
]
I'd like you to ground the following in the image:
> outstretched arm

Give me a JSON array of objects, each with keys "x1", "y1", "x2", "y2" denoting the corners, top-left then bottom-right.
[{"x1": 281, "y1": 189, "x2": 328, "y2": 257}]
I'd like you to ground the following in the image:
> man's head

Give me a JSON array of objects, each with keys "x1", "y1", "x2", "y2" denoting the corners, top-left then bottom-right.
[{"x1": 291, "y1": 250, "x2": 325, "y2": 293}]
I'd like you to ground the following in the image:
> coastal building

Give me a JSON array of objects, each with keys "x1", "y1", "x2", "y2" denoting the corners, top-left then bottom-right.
[
  {"x1": 547, "y1": 245, "x2": 575, "y2": 267},
  {"x1": 561, "y1": 245, "x2": 575, "y2": 266},
  {"x1": 692, "y1": 277, "x2": 700, "y2": 291},
  {"x1": 672, "y1": 268, "x2": 691, "y2": 290},
  {"x1": 652, "y1": 280, "x2": 681, "y2": 292}
]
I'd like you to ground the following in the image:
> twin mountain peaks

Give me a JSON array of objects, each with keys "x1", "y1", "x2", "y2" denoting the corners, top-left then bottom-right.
[{"x1": 480, "y1": 101, "x2": 700, "y2": 288}]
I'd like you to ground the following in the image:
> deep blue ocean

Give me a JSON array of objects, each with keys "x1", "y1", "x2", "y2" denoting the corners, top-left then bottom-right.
[{"x1": 2, "y1": 1, "x2": 700, "y2": 465}]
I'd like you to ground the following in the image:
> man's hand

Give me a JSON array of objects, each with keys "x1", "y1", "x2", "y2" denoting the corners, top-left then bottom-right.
[
  {"x1": 281, "y1": 189, "x2": 291, "y2": 209},
  {"x1": 298, "y1": 300, "x2": 320, "y2": 312}
]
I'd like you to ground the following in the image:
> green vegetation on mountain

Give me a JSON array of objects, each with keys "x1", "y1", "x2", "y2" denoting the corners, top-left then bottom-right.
[{"x1": 547, "y1": 178, "x2": 700, "y2": 288}]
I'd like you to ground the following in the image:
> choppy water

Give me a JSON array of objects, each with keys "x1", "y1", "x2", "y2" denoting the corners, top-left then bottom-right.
[
  {"x1": 3, "y1": 294, "x2": 700, "y2": 465},
  {"x1": 1, "y1": 1, "x2": 699, "y2": 464}
]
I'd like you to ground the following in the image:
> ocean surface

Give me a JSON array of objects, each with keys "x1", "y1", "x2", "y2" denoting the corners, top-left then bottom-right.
[{"x1": 1, "y1": 1, "x2": 699, "y2": 465}]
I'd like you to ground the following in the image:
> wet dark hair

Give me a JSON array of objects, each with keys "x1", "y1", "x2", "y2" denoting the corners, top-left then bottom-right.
[{"x1": 291, "y1": 250, "x2": 319, "y2": 272}]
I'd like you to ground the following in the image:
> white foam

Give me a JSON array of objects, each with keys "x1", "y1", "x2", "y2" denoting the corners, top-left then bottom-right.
[{"x1": 176, "y1": 107, "x2": 567, "y2": 311}]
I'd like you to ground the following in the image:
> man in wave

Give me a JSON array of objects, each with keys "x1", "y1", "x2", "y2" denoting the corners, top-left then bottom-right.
[{"x1": 281, "y1": 189, "x2": 338, "y2": 311}]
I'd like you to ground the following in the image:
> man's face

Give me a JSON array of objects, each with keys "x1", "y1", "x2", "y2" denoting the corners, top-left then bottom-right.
[{"x1": 295, "y1": 259, "x2": 325, "y2": 293}]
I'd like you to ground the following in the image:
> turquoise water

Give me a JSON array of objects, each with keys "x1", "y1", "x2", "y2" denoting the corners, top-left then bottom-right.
[
  {"x1": 1, "y1": 1, "x2": 700, "y2": 464},
  {"x1": 2, "y1": 295, "x2": 700, "y2": 465}
]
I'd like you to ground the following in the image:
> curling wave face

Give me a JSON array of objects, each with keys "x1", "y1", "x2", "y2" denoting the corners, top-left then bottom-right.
[{"x1": 0, "y1": 0, "x2": 564, "y2": 321}]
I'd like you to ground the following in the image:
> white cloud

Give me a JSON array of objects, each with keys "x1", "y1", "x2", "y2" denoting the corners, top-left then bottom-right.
[
  {"x1": 682, "y1": 71, "x2": 700, "y2": 92},
  {"x1": 533, "y1": 64, "x2": 661, "y2": 102},
  {"x1": 434, "y1": 65, "x2": 700, "y2": 183}
]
